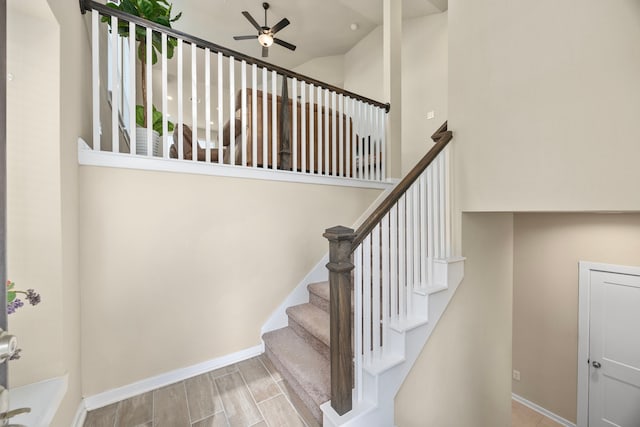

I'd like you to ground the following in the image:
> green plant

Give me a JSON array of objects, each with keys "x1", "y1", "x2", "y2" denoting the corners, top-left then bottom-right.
[
  {"x1": 136, "y1": 104, "x2": 174, "y2": 136},
  {"x1": 102, "y1": 0, "x2": 182, "y2": 128}
]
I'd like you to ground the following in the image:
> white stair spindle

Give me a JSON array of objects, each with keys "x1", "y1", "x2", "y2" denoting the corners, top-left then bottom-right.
[
  {"x1": 262, "y1": 67, "x2": 268, "y2": 168},
  {"x1": 177, "y1": 39, "x2": 183, "y2": 159},
  {"x1": 332, "y1": 92, "x2": 337, "y2": 176},
  {"x1": 433, "y1": 158, "x2": 441, "y2": 258},
  {"x1": 191, "y1": 43, "x2": 198, "y2": 162},
  {"x1": 439, "y1": 154, "x2": 446, "y2": 257},
  {"x1": 229, "y1": 57, "x2": 235, "y2": 165},
  {"x1": 292, "y1": 78, "x2": 298, "y2": 172},
  {"x1": 145, "y1": 27, "x2": 152, "y2": 156},
  {"x1": 420, "y1": 172, "x2": 427, "y2": 287},
  {"x1": 300, "y1": 81, "x2": 306, "y2": 173},
  {"x1": 372, "y1": 224, "x2": 381, "y2": 360},
  {"x1": 241, "y1": 60, "x2": 247, "y2": 166},
  {"x1": 161, "y1": 33, "x2": 168, "y2": 158},
  {"x1": 405, "y1": 190, "x2": 414, "y2": 316},
  {"x1": 338, "y1": 94, "x2": 344, "y2": 177},
  {"x1": 110, "y1": 15, "x2": 120, "y2": 153},
  {"x1": 309, "y1": 84, "x2": 315, "y2": 174},
  {"x1": 324, "y1": 89, "x2": 330, "y2": 175},
  {"x1": 427, "y1": 164, "x2": 434, "y2": 284},
  {"x1": 374, "y1": 107, "x2": 380, "y2": 181},
  {"x1": 351, "y1": 99, "x2": 356, "y2": 179},
  {"x1": 413, "y1": 184, "x2": 420, "y2": 291},
  {"x1": 317, "y1": 86, "x2": 323, "y2": 175},
  {"x1": 128, "y1": 21, "x2": 137, "y2": 154},
  {"x1": 363, "y1": 235, "x2": 372, "y2": 365},
  {"x1": 381, "y1": 212, "x2": 390, "y2": 355},
  {"x1": 390, "y1": 204, "x2": 399, "y2": 322},
  {"x1": 354, "y1": 244, "x2": 363, "y2": 403},
  {"x1": 358, "y1": 102, "x2": 364, "y2": 179},
  {"x1": 205, "y1": 48, "x2": 211, "y2": 163},
  {"x1": 217, "y1": 52, "x2": 223, "y2": 163},
  {"x1": 445, "y1": 146, "x2": 452, "y2": 257},
  {"x1": 398, "y1": 195, "x2": 406, "y2": 320},
  {"x1": 252, "y1": 64, "x2": 258, "y2": 167},
  {"x1": 271, "y1": 71, "x2": 277, "y2": 169},
  {"x1": 92, "y1": 10, "x2": 100, "y2": 150}
]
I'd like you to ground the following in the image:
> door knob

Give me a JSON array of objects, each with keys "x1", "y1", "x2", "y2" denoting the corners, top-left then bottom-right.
[{"x1": 592, "y1": 361, "x2": 602, "y2": 369}]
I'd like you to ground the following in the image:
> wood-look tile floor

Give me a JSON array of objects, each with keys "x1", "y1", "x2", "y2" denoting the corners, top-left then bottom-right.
[
  {"x1": 84, "y1": 355, "x2": 309, "y2": 427},
  {"x1": 512, "y1": 399, "x2": 564, "y2": 427}
]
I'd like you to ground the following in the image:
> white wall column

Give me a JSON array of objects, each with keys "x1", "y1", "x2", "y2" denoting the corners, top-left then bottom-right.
[{"x1": 383, "y1": 0, "x2": 402, "y2": 178}]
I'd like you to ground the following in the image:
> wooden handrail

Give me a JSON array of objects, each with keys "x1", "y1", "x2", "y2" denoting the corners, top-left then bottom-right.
[
  {"x1": 79, "y1": 0, "x2": 390, "y2": 111},
  {"x1": 351, "y1": 121, "x2": 452, "y2": 250}
]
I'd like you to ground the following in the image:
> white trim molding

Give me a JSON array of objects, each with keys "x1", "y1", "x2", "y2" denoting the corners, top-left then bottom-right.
[
  {"x1": 83, "y1": 344, "x2": 263, "y2": 411},
  {"x1": 512, "y1": 394, "x2": 576, "y2": 427},
  {"x1": 78, "y1": 139, "x2": 396, "y2": 191},
  {"x1": 577, "y1": 261, "x2": 640, "y2": 427}
]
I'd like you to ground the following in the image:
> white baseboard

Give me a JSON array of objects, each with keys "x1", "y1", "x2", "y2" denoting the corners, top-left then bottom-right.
[
  {"x1": 84, "y1": 344, "x2": 263, "y2": 411},
  {"x1": 72, "y1": 400, "x2": 87, "y2": 427},
  {"x1": 512, "y1": 393, "x2": 576, "y2": 427}
]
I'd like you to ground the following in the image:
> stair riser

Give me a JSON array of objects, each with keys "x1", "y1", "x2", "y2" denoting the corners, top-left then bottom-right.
[
  {"x1": 288, "y1": 317, "x2": 330, "y2": 360},
  {"x1": 309, "y1": 292, "x2": 330, "y2": 314},
  {"x1": 264, "y1": 346, "x2": 324, "y2": 425}
]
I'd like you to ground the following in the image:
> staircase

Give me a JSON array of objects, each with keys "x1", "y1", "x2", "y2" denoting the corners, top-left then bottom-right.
[
  {"x1": 263, "y1": 281, "x2": 334, "y2": 425},
  {"x1": 262, "y1": 123, "x2": 465, "y2": 426}
]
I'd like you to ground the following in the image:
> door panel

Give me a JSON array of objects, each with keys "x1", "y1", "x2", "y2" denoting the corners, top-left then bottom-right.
[{"x1": 589, "y1": 271, "x2": 640, "y2": 427}]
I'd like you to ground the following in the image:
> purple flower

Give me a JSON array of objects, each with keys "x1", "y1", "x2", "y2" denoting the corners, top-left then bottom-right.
[
  {"x1": 25, "y1": 289, "x2": 41, "y2": 306},
  {"x1": 7, "y1": 299, "x2": 24, "y2": 315}
]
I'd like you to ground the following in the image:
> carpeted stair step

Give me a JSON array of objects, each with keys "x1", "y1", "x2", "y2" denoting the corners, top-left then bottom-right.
[
  {"x1": 307, "y1": 281, "x2": 354, "y2": 314},
  {"x1": 263, "y1": 327, "x2": 330, "y2": 425},
  {"x1": 286, "y1": 303, "x2": 330, "y2": 360}
]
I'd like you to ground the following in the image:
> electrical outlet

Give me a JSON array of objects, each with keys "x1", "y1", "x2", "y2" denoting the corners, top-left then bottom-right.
[{"x1": 512, "y1": 369, "x2": 521, "y2": 381}]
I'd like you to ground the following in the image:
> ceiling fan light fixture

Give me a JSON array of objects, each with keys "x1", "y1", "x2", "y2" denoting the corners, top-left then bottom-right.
[{"x1": 258, "y1": 33, "x2": 274, "y2": 47}]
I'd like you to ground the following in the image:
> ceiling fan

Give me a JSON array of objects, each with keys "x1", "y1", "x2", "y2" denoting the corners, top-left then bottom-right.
[{"x1": 233, "y1": 2, "x2": 297, "y2": 58}]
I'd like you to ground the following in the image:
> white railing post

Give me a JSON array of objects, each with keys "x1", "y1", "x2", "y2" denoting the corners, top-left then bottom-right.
[
  {"x1": 91, "y1": 10, "x2": 100, "y2": 151},
  {"x1": 145, "y1": 27, "x2": 152, "y2": 156}
]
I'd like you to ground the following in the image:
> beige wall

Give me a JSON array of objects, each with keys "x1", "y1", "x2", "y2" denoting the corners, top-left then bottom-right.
[
  {"x1": 396, "y1": 213, "x2": 513, "y2": 427},
  {"x1": 7, "y1": 0, "x2": 63, "y2": 387},
  {"x1": 343, "y1": 13, "x2": 448, "y2": 175},
  {"x1": 513, "y1": 213, "x2": 640, "y2": 423},
  {"x1": 293, "y1": 55, "x2": 345, "y2": 89},
  {"x1": 79, "y1": 167, "x2": 381, "y2": 395},
  {"x1": 450, "y1": 0, "x2": 640, "y2": 212}
]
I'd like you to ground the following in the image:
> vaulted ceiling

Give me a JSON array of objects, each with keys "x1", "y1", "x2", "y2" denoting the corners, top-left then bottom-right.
[{"x1": 170, "y1": 0, "x2": 447, "y2": 69}]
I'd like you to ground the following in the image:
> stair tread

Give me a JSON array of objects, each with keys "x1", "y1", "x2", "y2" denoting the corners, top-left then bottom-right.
[
  {"x1": 307, "y1": 281, "x2": 354, "y2": 310},
  {"x1": 263, "y1": 327, "x2": 331, "y2": 407},
  {"x1": 286, "y1": 303, "x2": 330, "y2": 347}
]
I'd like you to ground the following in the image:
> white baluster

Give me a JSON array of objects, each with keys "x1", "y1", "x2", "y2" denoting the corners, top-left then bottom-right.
[
  {"x1": 354, "y1": 244, "x2": 363, "y2": 403},
  {"x1": 241, "y1": 60, "x2": 247, "y2": 166},
  {"x1": 427, "y1": 164, "x2": 434, "y2": 284},
  {"x1": 363, "y1": 235, "x2": 372, "y2": 365},
  {"x1": 413, "y1": 183, "x2": 420, "y2": 291},
  {"x1": 300, "y1": 81, "x2": 306, "y2": 173},
  {"x1": 390, "y1": 204, "x2": 398, "y2": 322},
  {"x1": 309, "y1": 84, "x2": 315, "y2": 174},
  {"x1": 145, "y1": 27, "x2": 152, "y2": 156},
  {"x1": 439, "y1": 153, "x2": 446, "y2": 257},
  {"x1": 229, "y1": 57, "x2": 235, "y2": 165},
  {"x1": 262, "y1": 67, "x2": 268, "y2": 168},
  {"x1": 381, "y1": 212, "x2": 390, "y2": 355},
  {"x1": 205, "y1": 48, "x2": 211, "y2": 163},
  {"x1": 324, "y1": 89, "x2": 330, "y2": 175},
  {"x1": 332, "y1": 91, "x2": 337, "y2": 176},
  {"x1": 372, "y1": 224, "x2": 381, "y2": 360},
  {"x1": 398, "y1": 195, "x2": 406, "y2": 320},
  {"x1": 405, "y1": 190, "x2": 414, "y2": 317},
  {"x1": 374, "y1": 107, "x2": 380, "y2": 181},
  {"x1": 191, "y1": 43, "x2": 198, "y2": 162},
  {"x1": 110, "y1": 16, "x2": 120, "y2": 153},
  {"x1": 252, "y1": 64, "x2": 258, "y2": 167},
  {"x1": 161, "y1": 33, "x2": 168, "y2": 158},
  {"x1": 130, "y1": 22, "x2": 137, "y2": 155},
  {"x1": 358, "y1": 102, "x2": 364, "y2": 179},
  {"x1": 92, "y1": 10, "x2": 100, "y2": 150},
  {"x1": 292, "y1": 78, "x2": 298, "y2": 172},
  {"x1": 317, "y1": 86, "x2": 323, "y2": 175},
  {"x1": 380, "y1": 108, "x2": 386, "y2": 181},
  {"x1": 217, "y1": 52, "x2": 223, "y2": 163},
  {"x1": 420, "y1": 172, "x2": 427, "y2": 288},
  {"x1": 338, "y1": 94, "x2": 344, "y2": 177},
  {"x1": 177, "y1": 39, "x2": 183, "y2": 159},
  {"x1": 271, "y1": 70, "x2": 277, "y2": 169},
  {"x1": 444, "y1": 146, "x2": 452, "y2": 257}
]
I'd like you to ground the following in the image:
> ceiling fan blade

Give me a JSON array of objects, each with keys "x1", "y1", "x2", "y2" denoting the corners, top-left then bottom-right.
[
  {"x1": 262, "y1": 46, "x2": 269, "y2": 58},
  {"x1": 241, "y1": 11, "x2": 263, "y2": 32},
  {"x1": 274, "y1": 38, "x2": 296, "y2": 51},
  {"x1": 270, "y1": 18, "x2": 290, "y2": 35},
  {"x1": 233, "y1": 35, "x2": 259, "y2": 40}
]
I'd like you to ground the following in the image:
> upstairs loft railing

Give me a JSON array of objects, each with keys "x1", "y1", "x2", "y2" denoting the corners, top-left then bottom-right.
[
  {"x1": 324, "y1": 122, "x2": 453, "y2": 415},
  {"x1": 80, "y1": 0, "x2": 390, "y2": 183}
]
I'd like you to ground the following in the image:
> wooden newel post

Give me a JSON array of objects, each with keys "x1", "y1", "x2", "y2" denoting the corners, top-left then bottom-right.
[{"x1": 323, "y1": 225, "x2": 355, "y2": 415}]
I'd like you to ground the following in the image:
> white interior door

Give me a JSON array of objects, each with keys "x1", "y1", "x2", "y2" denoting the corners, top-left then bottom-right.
[{"x1": 588, "y1": 270, "x2": 640, "y2": 427}]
